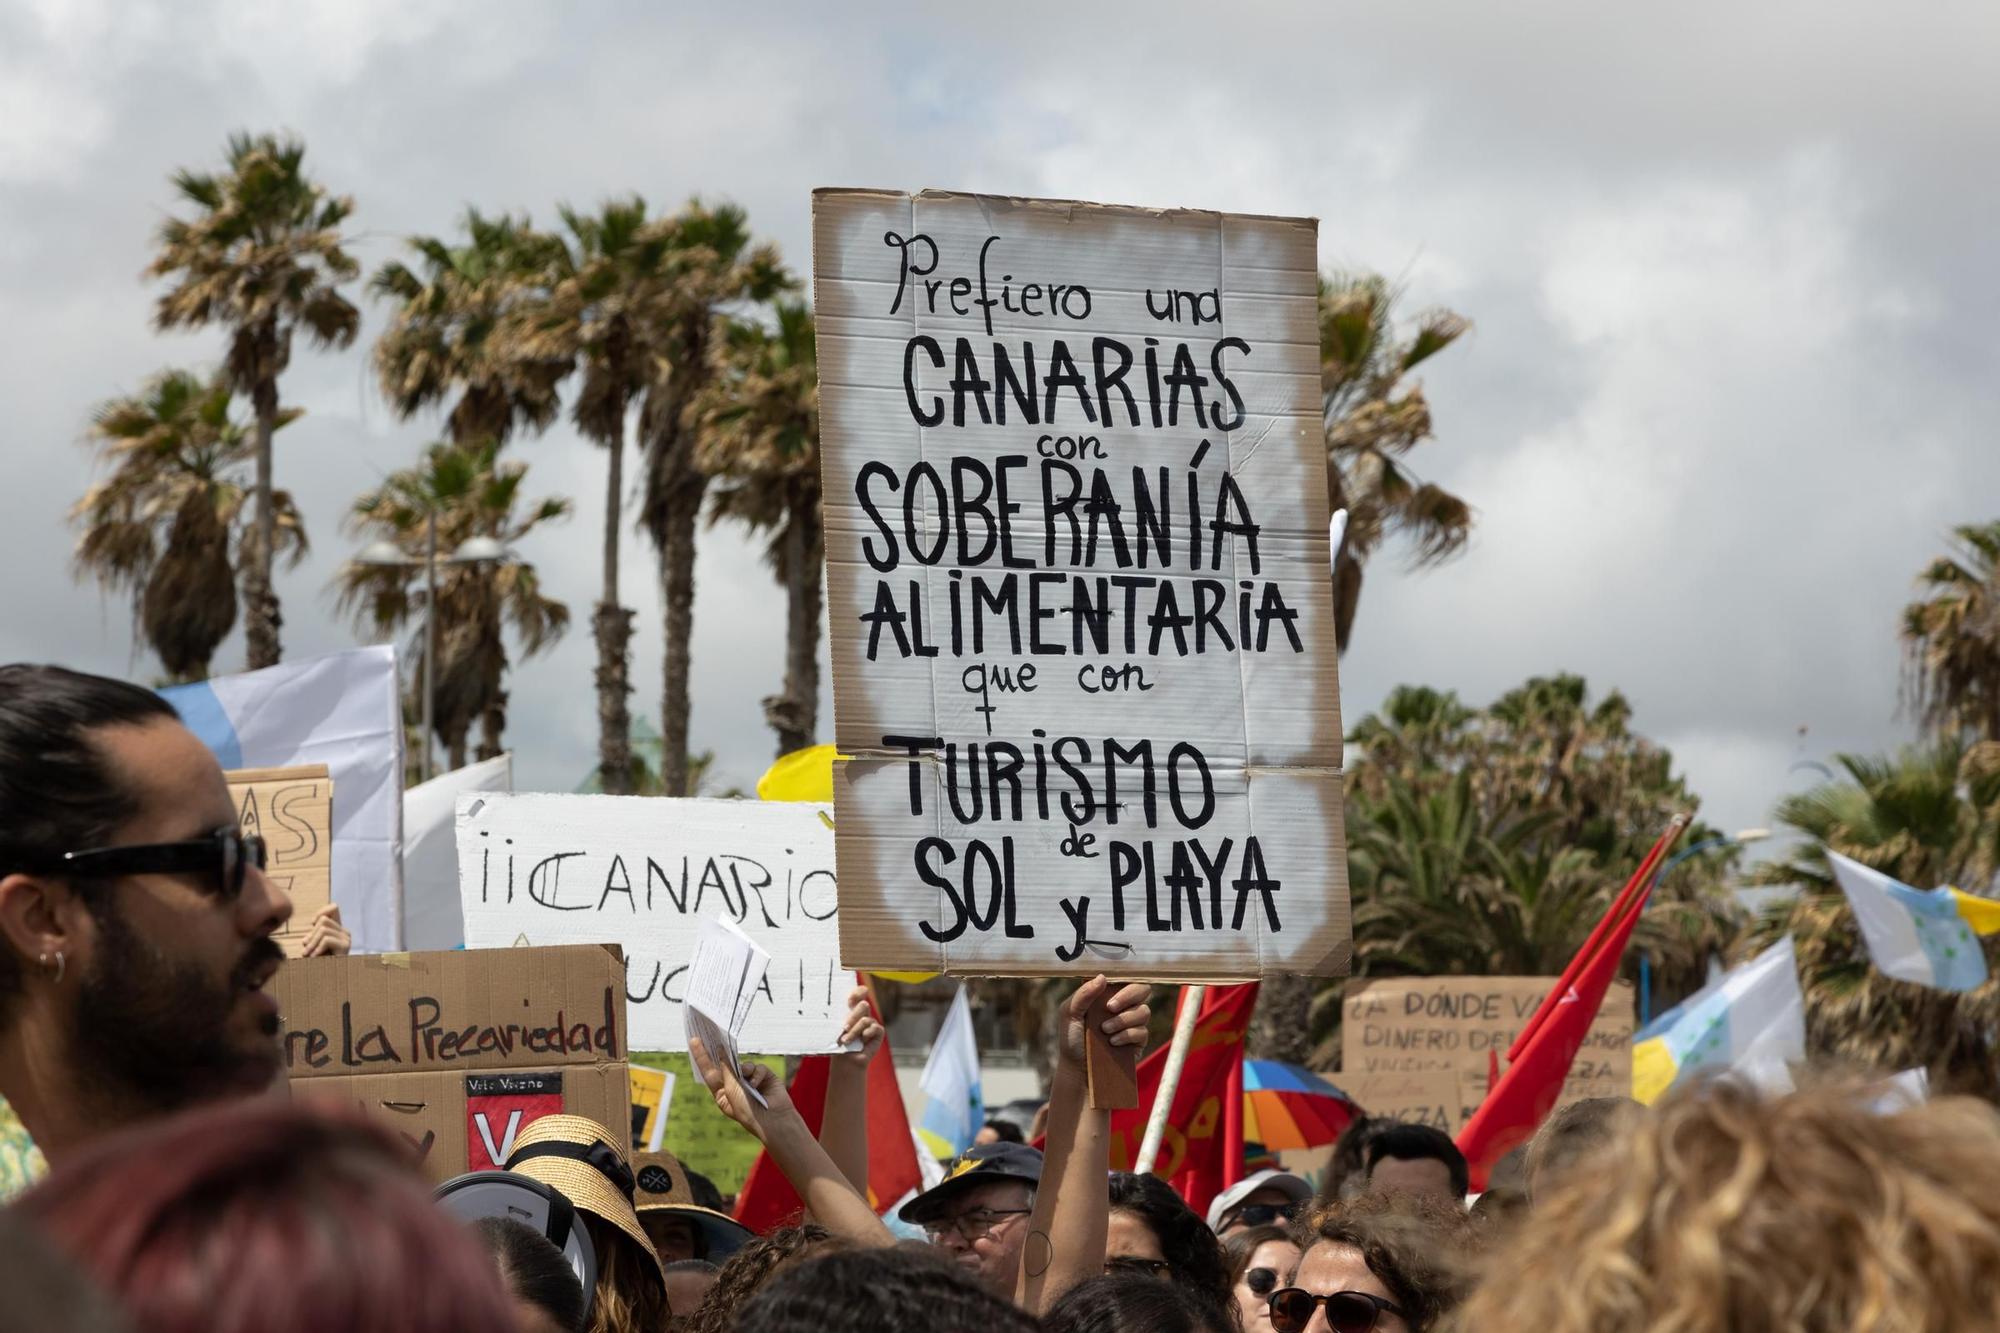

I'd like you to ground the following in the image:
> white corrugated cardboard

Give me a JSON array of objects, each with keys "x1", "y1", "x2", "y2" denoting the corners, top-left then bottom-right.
[
  {"x1": 455, "y1": 792, "x2": 844, "y2": 1053},
  {"x1": 813, "y1": 188, "x2": 1349, "y2": 979}
]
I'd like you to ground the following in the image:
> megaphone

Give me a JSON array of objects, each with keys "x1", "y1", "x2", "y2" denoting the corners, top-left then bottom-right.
[{"x1": 436, "y1": 1170, "x2": 596, "y2": 1324}]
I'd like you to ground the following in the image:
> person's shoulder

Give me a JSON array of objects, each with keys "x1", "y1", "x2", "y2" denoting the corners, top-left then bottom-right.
[{"x1": 0, "y1": 1096, "x2": 48, "y2": 1202}]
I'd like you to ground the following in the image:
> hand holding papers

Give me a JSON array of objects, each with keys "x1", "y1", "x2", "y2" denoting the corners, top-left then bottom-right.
[{"x1": 685, "y1": 918, "x2": 772, "y2": 1108}]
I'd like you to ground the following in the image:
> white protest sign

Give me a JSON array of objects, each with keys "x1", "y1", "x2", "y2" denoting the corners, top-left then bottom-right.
[
  {"x1": 814, "y1": 188, "x2": 1349, "y2": 979},
  {"x1": 455, "y1": 793, "x2": 843, "y2": 1054}
]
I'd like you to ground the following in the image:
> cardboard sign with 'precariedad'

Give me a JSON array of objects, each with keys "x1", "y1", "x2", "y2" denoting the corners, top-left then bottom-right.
[
  {"x1": 272, "y1": 945, "x2": 630, "y2": 1182},
  {"x1": 814, "y1": 188, "x2": 1349, "y2": 980},
  {"x1": 227, "y1": 764, "x2": 331, "y2": 958}
]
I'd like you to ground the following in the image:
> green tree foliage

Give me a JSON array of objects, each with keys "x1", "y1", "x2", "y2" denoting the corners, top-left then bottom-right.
[
  {"x1": 1300, "y1": 675, "x2": 1739, "y2": 1065},
  {"x1": 148, "y1": 132, "x2": 358, "y2": 668},
  {"x1": 71, "y1": 370, "x2": 306, "y2": 682},
  {"x1": 1319, "y1": 273, "x2": 1474, "y2": 652},
  {"x1": 1746, "y1": 739, "x2": 2000, "y2": 1096},
  {"x1": 1903, "y1": 521, "x2": 2000, "y2": 743},
  {"x1": 336, "y1": 440, "x2": 570, "y2": 767},
  {"x1": 694, "y1": 300, "x2": 821, "y2": 757}
]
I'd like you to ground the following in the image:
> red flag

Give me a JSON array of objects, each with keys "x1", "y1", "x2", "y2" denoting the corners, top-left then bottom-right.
[
  {"x1": 1455, "y1": 824, "x2": 1682, "y2": 1190},
  {"x1": 734, "y1": 995, "x2": 923, "y2": 1232},
  {"x1": 1507, "y1": 822, "x2": 1682, "y2": 1062},
  {"x1": 1107, "y1": 984, "x2": 1257, "y2": 1218}
]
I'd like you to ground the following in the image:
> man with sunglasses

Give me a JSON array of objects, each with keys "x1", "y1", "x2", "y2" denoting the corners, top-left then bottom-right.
[
  {"x1": 0, "y1": 664, "x2": 294, "y2": 1164},
  {"x1": 1207, "y1": 1167, "x2": 1312, "y2": 1236}
]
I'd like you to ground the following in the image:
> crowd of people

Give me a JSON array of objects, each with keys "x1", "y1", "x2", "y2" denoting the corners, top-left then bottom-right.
[{"x1": 8, "y1": 660, "x2": 2000, "y2": 1333}]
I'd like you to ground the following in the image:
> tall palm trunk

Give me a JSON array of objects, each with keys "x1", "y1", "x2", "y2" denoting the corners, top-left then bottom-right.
[
  {"x1": 765, "y1": 491, "x2": 822, "y2": 756},
  {"x1": 658, "y1": 459, "x2": 704, "y2": 796},
  {"x1": 244, "y1": 333, "x2": 283, "y2": 669},
  {"x1": 595, "y1": 329, "x2": 635, "y2": 795},
  {"x1": 478, "y1": 697, "x2": 506, "y2": 762},
  {"x1": 648, "y1": 344, "x2": 709, "y2": 799}
]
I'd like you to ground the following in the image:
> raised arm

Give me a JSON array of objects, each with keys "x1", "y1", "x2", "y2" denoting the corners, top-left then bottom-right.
[
  {"x1": 1016, "y1": 976, "x2": 1151, "y2": 1313},
  {"x1": 690, "y1": 1036, "x2": 896, "y2": 1249},
  {"x1": 820, "y1": 983, "x2": 885, "y2": 1199}
]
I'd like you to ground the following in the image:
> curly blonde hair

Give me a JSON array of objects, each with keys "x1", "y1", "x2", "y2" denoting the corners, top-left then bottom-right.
[{"x1": 1449, "y1": 1079, "x2": 2000, "y2": 1333}]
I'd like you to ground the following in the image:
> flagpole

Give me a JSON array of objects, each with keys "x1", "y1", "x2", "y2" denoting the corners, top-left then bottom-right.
[{"x1": 1134, "y1": 984, "x2": 1206, "y2": 1174}]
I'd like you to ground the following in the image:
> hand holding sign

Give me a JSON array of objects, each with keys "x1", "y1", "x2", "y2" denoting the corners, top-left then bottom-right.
[
  {"x1": 833, "y1": 985, "x2": 884, "y2": 1070},
  {"x1": 1055, "y1": 976, "x2": 1150, "y2": 1108},
  {"x1": 299, "y1": 903, "x2": 350, "y2": 958},
  {"x1": 689, "y1": 1036, "x2": 794, "y2": 1145}
]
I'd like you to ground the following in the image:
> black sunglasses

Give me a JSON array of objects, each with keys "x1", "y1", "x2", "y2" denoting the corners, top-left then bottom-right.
[
  {"x1": 1229, "y1": 1201, "x2": 1300, "y2": 1229},
  {"x1": 1269, "y1": 1288, "x2": 1406, "y2": 1333},
  {"x1": 21, "y1": 825, "x2": 267, "y2": 900},
  {"x1": 1245, "y1": 1266, "x2": 1284, "y2": 1297}
]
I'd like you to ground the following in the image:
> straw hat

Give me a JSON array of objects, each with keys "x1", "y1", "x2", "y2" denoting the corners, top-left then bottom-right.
[
  {"x1": 504, "y1": 1115, "x2": 666, "y2": 1291},
  {"x1": 631, "y1": 1149, "x2": 754, "y2": 1259}
]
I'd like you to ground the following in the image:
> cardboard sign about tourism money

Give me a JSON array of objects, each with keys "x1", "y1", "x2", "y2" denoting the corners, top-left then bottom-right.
[
  {"x1": 456, "y1": 793, "x2": 845, "y2": 1054},
  {"x1": 227, "y1": 764, "x2": 332, "y2": 958},
  {"x1": 1342, "y1": 976, "x2": 1635, "y2": 1102},
  {"x1": 814, "y1": 188, "x2": 1348, "y2": 979},
  {"x1": 1335, "y1": 1069, "x2": 1465, "y2": 1133},
  {"x1": 274, "y1": 945, "x2": 629, "y2": 1183}
]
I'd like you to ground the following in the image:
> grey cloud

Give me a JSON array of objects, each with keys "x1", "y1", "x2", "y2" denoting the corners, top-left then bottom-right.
[{"x1": 3, "y1": 0, "x2": 1995, "y2": 832}]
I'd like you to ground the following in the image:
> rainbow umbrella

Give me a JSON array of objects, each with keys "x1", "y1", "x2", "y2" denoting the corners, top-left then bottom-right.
[{"x1": 1242, "y1": 1060, "x2": 1361, "y2": 1150}]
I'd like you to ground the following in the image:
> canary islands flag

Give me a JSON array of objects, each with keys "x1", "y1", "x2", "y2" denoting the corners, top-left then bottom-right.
[
  {"x1": 1632, "y1": 936, "x2": 1805, "y2": 1104},
  {"x1": 1828, "y1": 851, "x2": 1999, "y2": 992},
  {"x1": 160, "y1": 646, "x2": 404, "y2": 953},
  {"x1": 915, "y1": 987, "x2": 983, "y2": 1160}
]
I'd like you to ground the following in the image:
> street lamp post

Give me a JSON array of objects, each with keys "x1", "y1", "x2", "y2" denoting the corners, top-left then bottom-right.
[
  {"x1": 1638, "y1": 827, "x2": 1773, "y2": 1026},
  {"x1": 354, "y1": 529, "x2": 514, "y2": 786}
]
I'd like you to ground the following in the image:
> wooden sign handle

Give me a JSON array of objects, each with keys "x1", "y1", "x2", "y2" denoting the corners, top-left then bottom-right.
[{"x1": 1085, "y1": 991, "x2": 1140, "y2": 1110}]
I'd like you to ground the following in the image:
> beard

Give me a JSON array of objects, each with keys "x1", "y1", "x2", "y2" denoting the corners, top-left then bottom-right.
[{"x1": 66, "y1": 899, "x2": 285, "y2": 1115}]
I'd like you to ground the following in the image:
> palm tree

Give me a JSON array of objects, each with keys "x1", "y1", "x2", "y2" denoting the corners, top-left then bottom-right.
[
  {"x1": 371, "y1": 209, "x2": 572, "y2": 447},
  {"x1": 510, "y1": 198, "x2": 678, "y2": 794},
  {"x1": 148, "y1": 132, "x2": 359, "y2": 669},
  {"x1": 1257, "y1": 673, "x2": 1740, "y2": 1064},
  {"x1": 336, "y1": 439, "x2": 570, "y2": 768},
  {"x1": 1319, "y1": 273, "x2": 1474, "y2": 652},
  {"x1": 71, "y1": 370, "x2": 308, "y2": 682},
  {"x1": 694, "y1": 300, "x2": 822, "y2": 756},
  {"x1": 1746, "y1": 741, "x2": 2000, "y2": 1096},
  {"x1": 636, "y1": 200, "x2": 790, "y2": 796},
  {"x1": 1903, "y1": 521, "x2": 2000, "y2": 743}
]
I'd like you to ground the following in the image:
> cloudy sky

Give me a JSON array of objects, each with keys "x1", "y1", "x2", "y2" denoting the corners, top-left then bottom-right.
[{"x1": 4, "y1": 0, "x2": 1996, "y2": 844}]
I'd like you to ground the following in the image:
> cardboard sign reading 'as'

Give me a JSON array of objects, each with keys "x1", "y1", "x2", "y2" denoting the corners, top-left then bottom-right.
[
  {"x1": 814, "y1": 188, "x2": 1349, "y2": 980},
  {"x1": 227, "y1": 764, "x2": 332, "y2": 958},
  {"x1": 456, "y1": 793, "x2": 845, "y2": 1054},
  {"x1": 273, "y1": 945, "x2": 629, "y2": 1182}
]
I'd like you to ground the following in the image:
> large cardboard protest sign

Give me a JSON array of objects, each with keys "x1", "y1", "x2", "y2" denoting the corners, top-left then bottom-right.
[
  {"x1": 273, "y1": 945, "x2": 630, "y2": 1183},
  {"x1": 456, "y1": 793, "x2": 844, "y2": 1054},
  {"x1": 1342, "y1": 976, "x2": 1635, "y2": 1103},
  {"x1": 814, "y1": 188, "x2": 1348, "y2": 979},
  {"x1": 227, "y1": 764, "x2": 332, "y2": 958}
]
